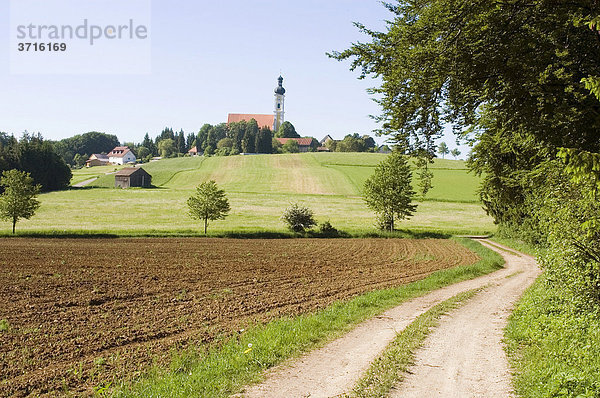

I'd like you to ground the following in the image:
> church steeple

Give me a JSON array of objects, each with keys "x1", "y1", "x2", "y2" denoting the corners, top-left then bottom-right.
[{"x1": 274, "y1": 75, "x2": 285, "y2": 132}]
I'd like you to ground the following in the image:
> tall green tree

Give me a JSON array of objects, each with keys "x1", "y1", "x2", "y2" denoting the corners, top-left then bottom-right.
[
  {"x1": 255, "y1": 126, "x2": 273, "y2": 154},
  {"x1": 187, "y1": 180, "x2": 231, "y2": 234},
  {"x1": 176, "y1": 130, "x2": 186, "y2": 154},
  {"x1": 0, "y1": 169, "x2": 41, "y2": 234},
  {"x1": 242, "y1": 119, "x2": 259, "y2": 153},
  {"x1": 157, "y1": 139, "x2": 177, "y2": 158},
  {"x1": 142, "y1": 133, "x2": 157, "y2": 156},
  {"x1": 438, "y1": 142, "x2": 449, "y2": 159},
  {"x1": 451, "y1": 148, "x2": 461, "y2": 159},
  {"x1": 363, "y1": 152, "x2": 417, "y2": 232},
  {"x1": 275, "y1": 121, "x2": 300, "y2": 138}
]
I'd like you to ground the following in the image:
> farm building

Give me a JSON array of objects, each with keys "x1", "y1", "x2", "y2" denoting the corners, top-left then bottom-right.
[
  {"x1": 85, "y1": 154, "x2": 109, "y2": 167},
  {"x1": 108, "y1": 146, "x2": 136, "y2": 165},
  {"x1": 275, "y1": 137, "x2": 316, "y2": 153},
  {"x1": 114, "y1": 167, "x2": 152, "y2": 188}
]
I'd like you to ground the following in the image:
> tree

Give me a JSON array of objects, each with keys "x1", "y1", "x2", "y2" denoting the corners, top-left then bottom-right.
[
  {"x1": 438, "y1": 142, "x2": 449, "y2": 159},
  {"x1": 363, "y1": 152, "x2": 417, "y2": 232},
  {"x1": 281, "y1": 203, "x2": 316, "y2": 232},
  {"x1": 332, "y1": 1, "x2": 600, "y2": 231},
  {"x1": 275, "y1": 121, "x2": 300, "y2": 138},
  {"x1": 255, "y1": 126, "x2": 273, "y2": 154},
  {"x1": 187, "y1": 180, "x2": 231, "y2": 234},
  {"x1": 142, "y1": 133, "x2": 157, "y2": 156},
  {"x1": 176, "y1": 130, "x2": 186, "y2": 154},
  {"x1": 137, "y1": 146, "x2": 151, "y2": 160},
  {"x1": 282, "y1": 139, "x2": 299, "y2": 153},
  {"x1": 16, "y1": 133, "x2": 72, "y2": 192},
  {"x1": 157, "y1": 139, "x2": 177, "y2": 158},
  {"x1": 242, "y1": 119, "x2": 258, "y2": 153},
  {"x1": 337, "y1": 134, "x2": 367, "y2": 152},
  {"x1": 53, "y1": 131, "x2": 119, "y2": 166},
  {"x1": 0, "y1": 169, "x2": 41, "y2": 234},
  {"x1": 451, "y1": 148, "x2": 461, "y2": 159}
]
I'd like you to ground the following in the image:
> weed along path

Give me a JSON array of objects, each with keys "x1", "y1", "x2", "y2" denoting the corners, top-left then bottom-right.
[{"x1": 238, "y1": 240, "x2": 540, "y2": 398}]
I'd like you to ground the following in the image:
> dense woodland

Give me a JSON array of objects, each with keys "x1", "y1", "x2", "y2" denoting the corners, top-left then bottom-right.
[{"x1": 0, "y1": 133, "x2": 71, "y2": 192}]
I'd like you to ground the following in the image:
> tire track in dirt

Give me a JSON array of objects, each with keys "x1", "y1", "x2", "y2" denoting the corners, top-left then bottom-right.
[{"x1": 238, "y1": 240, "x2": 539, "y2": 398}]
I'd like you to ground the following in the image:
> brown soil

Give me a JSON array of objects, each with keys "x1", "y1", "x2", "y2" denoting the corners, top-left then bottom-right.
[{"x1": 0, "y1": 238, "x2": 478, "y2": 397}]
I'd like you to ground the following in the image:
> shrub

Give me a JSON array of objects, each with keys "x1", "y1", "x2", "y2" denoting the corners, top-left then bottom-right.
[
  {"x1": 281, "y1": 203, "x2": 316, "y2": 232},
  {"x1": 318, "y1": 221, "x2": 338, "y2": 236}
]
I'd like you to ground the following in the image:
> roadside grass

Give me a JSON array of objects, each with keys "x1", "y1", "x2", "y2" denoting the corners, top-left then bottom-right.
[
  {"x1": 348, "y1": 288, "x2": 481, "y2": 398},
  {"x1": 496, "y1": 237, "x2": 600, "y2": 397},
  {"x1": 505, "y1": 275, "x2": 600, "y2": 397},
  {"x1": 113, "y1": 238, "x2": 503, "y2": 398},
  {"x1": 489, "y1": 236, "x2": 539, "y2": 257}
]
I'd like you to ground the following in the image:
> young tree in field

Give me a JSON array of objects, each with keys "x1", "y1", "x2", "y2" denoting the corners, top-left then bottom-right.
[
  {"x1": 187, "y1": 180, "x2": 230, "y2": 234},
  {"x1": 281, "y1": 203, "x2": 316, "y2": 232},
  {"x1": 0, "y1": 169, "x2": 41, "y2": 234},
  {"x1": 451, "y1": 148, "x2": 461, "y2": 159},
  {"x1": 438, "y1": 142, "x2": 449, "y2": 159},
  {"x1": 364, "y1": 153, "x2": 417, "y2": 232}
]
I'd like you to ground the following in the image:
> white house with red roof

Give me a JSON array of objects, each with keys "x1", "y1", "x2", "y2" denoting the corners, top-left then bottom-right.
[{"x1": 108, "y1": 146, "x2": 136, "y2": 165}]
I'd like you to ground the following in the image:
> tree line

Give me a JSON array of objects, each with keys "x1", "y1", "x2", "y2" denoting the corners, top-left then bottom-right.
[{"x1": 0, "y1": 132, "x2": 71, "y2": 192}]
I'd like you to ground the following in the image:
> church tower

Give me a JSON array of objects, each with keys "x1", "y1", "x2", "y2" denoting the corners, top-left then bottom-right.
[{"x1": 274, "y1": 75, "x2": 285, "y2": 132}]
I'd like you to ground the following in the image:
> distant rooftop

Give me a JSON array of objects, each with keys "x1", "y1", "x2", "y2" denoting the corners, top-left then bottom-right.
[{"x1": 227, "y1": 114, "x2": 274, "y2": 129}]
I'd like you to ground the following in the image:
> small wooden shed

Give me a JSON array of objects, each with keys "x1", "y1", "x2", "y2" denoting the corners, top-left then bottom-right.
[{"x1": 114, "y1": 167, "x2": 152, "y2": 188}]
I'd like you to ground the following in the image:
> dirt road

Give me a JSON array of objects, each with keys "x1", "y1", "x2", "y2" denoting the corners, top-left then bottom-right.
[{"x1": 239, "y1": 240, "x2": 540, "y2": 398}]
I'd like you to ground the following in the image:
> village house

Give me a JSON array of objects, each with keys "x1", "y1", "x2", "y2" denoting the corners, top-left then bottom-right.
[
  {"x1": 188, "y1": 146, "x2": 201, "y2": 156},
  {"x1": 320, "y1": 135, "x2": 333, "y2": 146},
  {"x1": 108, "y1": 146, "x2": 136, "y2": 165},
  {"x1": 114, "y1": 167, "x2": 152, "y2": 188},
  {"x1": 85, "y1": 153, "x2": 109, "y2": 167}
]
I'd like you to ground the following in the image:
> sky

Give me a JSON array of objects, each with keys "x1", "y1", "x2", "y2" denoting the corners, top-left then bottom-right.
[{"x1": 0, "y1": 0, "x2": 469, "y2": 158}]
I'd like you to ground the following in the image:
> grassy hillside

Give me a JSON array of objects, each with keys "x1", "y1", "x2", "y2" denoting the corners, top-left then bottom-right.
[{"x1": 7, "y1": 153, "x2": 493, "y2": 236}]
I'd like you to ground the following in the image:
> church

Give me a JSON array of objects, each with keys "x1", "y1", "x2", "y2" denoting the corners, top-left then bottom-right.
[{"x1": 227, "y1": 75, "x2": 286, "y2": 132}]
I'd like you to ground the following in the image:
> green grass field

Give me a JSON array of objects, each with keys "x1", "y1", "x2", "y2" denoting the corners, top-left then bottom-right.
[{"x1": 6, "y1": 153, "x2": 493, "y2": 236}]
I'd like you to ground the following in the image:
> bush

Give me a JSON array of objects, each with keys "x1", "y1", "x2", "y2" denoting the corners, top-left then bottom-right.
[
  {"x1": 318, "y1": 221, "x2": 339, "y2": 236},
  {"x1": 281, "y1": 203, "x2": 316, "y2": 232}
]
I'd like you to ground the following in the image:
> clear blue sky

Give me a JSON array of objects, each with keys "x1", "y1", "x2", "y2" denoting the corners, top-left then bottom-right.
[{"x1": 0, "y1": 0, "x2": 468, "y2": 157}]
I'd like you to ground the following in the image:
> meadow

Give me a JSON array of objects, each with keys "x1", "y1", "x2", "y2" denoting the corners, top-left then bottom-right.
[{"x1": 0, "y1": 153, "x2": 494, "y2": 236}]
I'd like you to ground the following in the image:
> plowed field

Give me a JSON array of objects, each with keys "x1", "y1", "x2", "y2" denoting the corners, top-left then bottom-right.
[{"x1": 0, "y1": 238, "x2": 479, "y2": 396}]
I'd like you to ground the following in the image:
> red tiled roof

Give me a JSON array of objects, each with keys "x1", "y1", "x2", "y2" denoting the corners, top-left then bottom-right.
[
  {"x1": 188, "y1": 146, "x2": 199, "y2": 153},
  {"x1": 108, "y1": 146, "x2": 131, "y2": 158},
  {"x1": 276, "y1": 138, "x2": 314, "y2": 147},
  {"x1": 227, "y1": 114, "x2": 274, "y2": 129}
]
